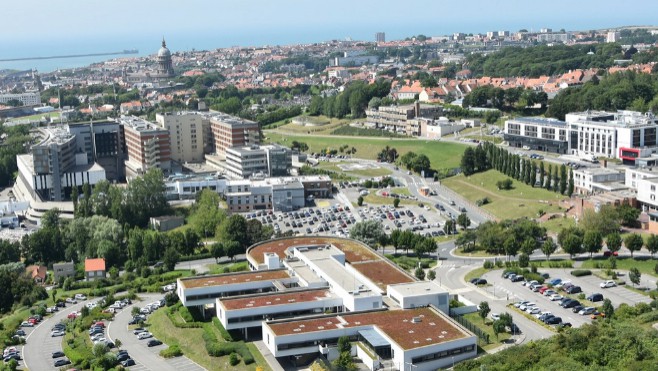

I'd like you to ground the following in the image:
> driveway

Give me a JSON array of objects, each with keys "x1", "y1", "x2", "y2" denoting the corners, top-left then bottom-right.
[{"x1": 107, "y1": 294, "x2": 205, "y2": 371}]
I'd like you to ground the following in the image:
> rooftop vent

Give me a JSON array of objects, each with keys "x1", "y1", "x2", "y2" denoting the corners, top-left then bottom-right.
[
  {"x1": 411, "y1": 317, "x2": 422, "y2": 323},
  {"x1": 266, "y1": 302, "x2": 271, "y2": 305}
]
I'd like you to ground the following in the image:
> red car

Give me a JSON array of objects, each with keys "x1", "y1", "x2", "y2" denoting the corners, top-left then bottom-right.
[
  {"x1": 538, "y1": 286, "x2": 550, "y2": 294},
  {"x1": 603, "y1": 251, "x2": 619, "y2": 257}
]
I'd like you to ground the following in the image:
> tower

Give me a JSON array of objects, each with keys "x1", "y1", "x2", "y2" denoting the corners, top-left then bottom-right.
[{"x1": 156, "y1": 38, "x2": 174, "y2": 77}]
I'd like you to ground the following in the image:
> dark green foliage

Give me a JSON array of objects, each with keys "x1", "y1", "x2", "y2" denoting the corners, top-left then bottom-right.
[
  {"x1": 160, "y1": 345, "x2": 183, "y2": 358},
  {"x1": 570, "y1": 269, "x2": 592, "y2": 277}
]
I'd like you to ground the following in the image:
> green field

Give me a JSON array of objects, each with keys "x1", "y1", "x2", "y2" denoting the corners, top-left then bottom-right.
[
  {"x1": 276, "y1": 115, "x2": 351, "y2": 135},
  {"x1": 7, "y1": 111, "x2": 60, "y2": 122},
  {"x1": 443, "y1": 170, "x2": 566, "y2": 220},
  {"x1": 580, "y1": 257, "x2": 658, "y2": 277},
  {"x1": 462, "y1": 312, "x2": 512, "y2": 351},
  {"x1": 265, "y1": 132, "x2": 467, "y2": 170}
]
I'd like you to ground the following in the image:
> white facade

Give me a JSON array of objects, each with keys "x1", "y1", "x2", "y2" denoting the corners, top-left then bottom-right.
[
  {"x1": 637, "y1": 177, "x2": 658, "y2": 209},
  {"x1": 387, "y1": 282, "x2": 450, "y2": 313},
  {"x1": 625, "y1": 167, "x2": 658, "y2": 190},
  {"x1": 0, "y1": 92, "x2": 40, "y2": 106},
  {"x1": 572, "y1": 167, "x2": 626, "y2": 194},
  {"x1": 156, "y1": 112, "x2": 207, "y2": 163}
]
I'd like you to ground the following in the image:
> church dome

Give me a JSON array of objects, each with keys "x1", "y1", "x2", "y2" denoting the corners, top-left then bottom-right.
[{"x1": 158, "y1": 38, "x2": 171, "y2": 58}]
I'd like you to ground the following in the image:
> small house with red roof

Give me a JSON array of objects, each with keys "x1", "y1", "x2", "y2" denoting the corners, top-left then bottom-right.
[
  {"x1": 85, "y1": 258, "x2": 106, "y2": 281},
  {"x1": 25, "y1": 265, "x2": 47, "y2": 284}
]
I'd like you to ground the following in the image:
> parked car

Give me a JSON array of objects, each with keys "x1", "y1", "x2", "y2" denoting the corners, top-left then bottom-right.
[
  {"x1": 471, "y1": 278, "x2": 487, "y2": 285},
  {"x1": 600, "y1": 280, "x2": 616, "y2": 289},
  {"x1": 572, "y1": 305, "x2": 585, "y2": 314},
  {"x1": 511, "y1": 275, "x2": 524, "y2": 282},
  {"x1": 121, "y1": 359, "x2": 136, "y2": 367},
  {"x1": 548, "y1": 278, "x2": 562, "y2": 286},
  {"x1": 562, "y1": 299, "x2": 580, "y2": 308},
  {"x1": 147, "y1": 339, "x2": 163, "y2": 347},
  {"x1": 117, "y1": 353, "x2": 131, "y2": 362},
  {"x1": 132, "y1": 328, "x2": 146, "y2": 335},
  {"x1": 52, "y1": 351, "x2": 65, "y2": 359},
  {"x1": 514, "y1": 300, "x2": 530, "y2": 308},
  {"x1": 137, "y1": 332, "x2": 153, "y2": 340},
  {"x1": 528, "y1": 307, "x2": 541, "y2": 314},
  {"x1": 566, "y1": 286, "x2": 582, "y2": 294},
  {"x1": 54, "y1": 358, "x2": 71, "y2": 367},
  {"x1": 587, "y1": 293, "x2": 604, "y2": 302},
  {"x1": 490, "y1": 313, "x2": 500, "y2": 321},
  {"x1": 546, "y1": 316, "x2": 563, "y2": 325},
  {"x1": 549, "y1": 294, "x2": 564, "y2": 301},
  {"x1": 74, "y1": 294, "x2": 87, "y2": 301},
  {"x1": 603, "y1": 251, "x2": 619, "y2": 257},
  {"x1": 579, "y1": 307, "x2": 596, "y2": 315},
  {"x1": 51, "y1": 330, "x2": 65, "y2": 337},
  {"x1": 519, "y1": 302, "x2": 536, "y2": 311},
  {"x1": 543, "y1": 290, "x2": 556, "y2": 297},
  {"x1": 538, "y1": 286, "x2": 550, "y2": 294},
  {"x1": 65, "y1": 298, "x2": 77, "y2": 304}
]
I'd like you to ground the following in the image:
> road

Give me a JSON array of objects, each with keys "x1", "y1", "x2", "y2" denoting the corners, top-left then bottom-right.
[
  {"x1": 23, "y1": 300, "x2": 90, "y2": 371},
  {"x1": 106, "y1": 294, "x2": 205, "y2": 371}
]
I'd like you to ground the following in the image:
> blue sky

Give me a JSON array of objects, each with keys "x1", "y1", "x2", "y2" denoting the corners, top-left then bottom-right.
[{"x1": 3, "y1": 0, "x2": 658, "y2": 46}]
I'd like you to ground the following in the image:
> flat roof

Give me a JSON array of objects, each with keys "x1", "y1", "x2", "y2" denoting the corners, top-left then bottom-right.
[
  {"x1": 268, "y1": 307, "x2": 470, "y2": 350},
  {"x1": 220, "y1": 289, "x2": 334, "y2": 310},
  {"x1": 511, "y1": 117, "x2": 566, "y2": 126},
  {"x1": 286, "y1": 260, "x2": 326, "y2": 285},
  {"x1": 248, "y1": 237, "x2": 379, "y2": 265},
  {"x1": 388, "y1": 281, "x2": 447, "y2": 296},
  {"x1": 351, "y1": 260, "x2": 415, "y2": 291},
  {"x1": 179, "y1": 269, "x2": 290, "y2": 289}
]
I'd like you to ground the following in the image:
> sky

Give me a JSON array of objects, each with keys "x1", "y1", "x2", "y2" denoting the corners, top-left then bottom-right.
[{"x1": 2, "y1": 0, "x2": 658, "y2": 51}]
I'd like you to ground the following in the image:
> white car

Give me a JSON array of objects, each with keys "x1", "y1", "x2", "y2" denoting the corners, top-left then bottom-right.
[
  {"x1": 140, "y1": 307, "x2": 151, "y2": 314},
  {"x1": 51, "y1": 330, "x2": 65, "y2": 337},
  {"x1": 600, "y1": 280, "x2": 616, "y2": 288},
  {"x1": 74, "y1": 294, "x2": 87, "y2": 301},
  {"x1": 519, "y1": 302, "x2": 536, "y2": 311},
  {"x1": 137, "y1": 332, "x2": 153, "y2": 340},
  {"x1": 528, "y1": 307, "x2": 541, "y2": 315},
  {"x1": 20, "y1": 321, "x2": 34, "y2": 327},
  {"x1": 514, "y1": 300, "x2": 530, "y2": 308},
  {"x1": 555, "y1": 281, "x2": 571, "y2": 289},
  {"x1": 490, "y1": 313, "x2": 500, "y2": 321},
  {"x1": 535, "y1": 311, "x2": 551, "y2": 319},
  {"x1": 543, "y1": 290, "x2": 556, "y2": 297},
  {"x1": 65, "y1": 298, "x2": 77, "y2": 304},
  {"x1": 549, "y1": 294, "x2": 564, "y2": 301}
]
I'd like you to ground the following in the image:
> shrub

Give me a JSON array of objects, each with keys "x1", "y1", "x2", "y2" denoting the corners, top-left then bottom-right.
[
  {"x1": 495, "y1": 260, "x2": 504, "y2": 268},
  {"x1": 578, "y1": 293, "x2": 586, "y2": 300},
  {"x1": 519, "y1": 254, "x2": 530, "y2": 268},
  {"x1": 483, "y1": 261, "x2": 494, "y2": 269},
  {"x1": 160, "y1": 345, "x2": 183, "y2": 358},
  {"x1": 212, "y1": 317, "x2": 233, "y2": 342},
  {"x1": 229, "y1": 353, "x2": 240, "y2": 366},
  {"x1": 571, "y1": 269, "x2": 592, "y2": 277}
]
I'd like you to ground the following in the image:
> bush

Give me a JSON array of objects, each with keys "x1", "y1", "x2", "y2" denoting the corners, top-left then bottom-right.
[
  {"x1": 519, "y1": 254, "x2": 530, "y2": 268},
  {"x1": 229, "y1": 353, "x2": 240, "y2": 366},
  {"x1": 476, "y1": 197, "x2": 491, "y2": 206},
  {"x1": 495, "y1": 260, "x2": 504, "y2": 268},
  {"x1": 483, "y1": 261, "x2": 494, "y2": 269},
  {"x1": 212, "y1": 317, "x2": 233, "y2": 341},
  {"x1": 160, "y1": 345, "x2": 183, "y2": 358},
  {"x1": 571, "y1": 269, "x2": 592, "y2": 277}
]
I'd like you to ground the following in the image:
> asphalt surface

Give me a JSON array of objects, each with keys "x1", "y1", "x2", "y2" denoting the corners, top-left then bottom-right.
[
  {"x1": 22, "y1": 300, "x2": 90, "y2": 371},
  {"x1": 107, "y1": 294, "x2": 205, "y2": 371}
]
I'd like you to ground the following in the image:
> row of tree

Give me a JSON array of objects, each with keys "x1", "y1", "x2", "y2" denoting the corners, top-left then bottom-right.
[
  {"x1": 462, "y1": 85, "x2": 548, "y2": 112},
  {"x1": 307, "y1": 79, "x2": 391, "y2": 119},
  {"x1": 399, "y1": 151, "x2": 432, "y2": 174},
  {"x1": 457, "y1": 218, "x2": 547, "y2": 259},
  {"x1": 462, "y1": 142, "x2": 575, "y2": 197}
]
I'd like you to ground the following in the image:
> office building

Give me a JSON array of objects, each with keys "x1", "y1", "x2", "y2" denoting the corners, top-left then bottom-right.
[
  {"x1": 375, "y1": 32, "x2": 386, "y2": 43},
  {"x1": 121, "y1": 116, "x2": 171, "y2": 177},
  {"x1": 331, "y1": 52, "x2": 379, "y2": 67},
  {"x1": 504, "y1": 117, "x2": 569, "y2": 153},
  {"x1": 572, "y1": 167, "x2": 626, "y2": 195},
  {"x1": 208, "y1": 113, "x2": 260, "y2": 157},
  {"x1": 607, "y1": 31, "x2": 621, "y2": 43},
  {"x1": 156, "y1": 112, "x2": 208, "y2": 163},
  {"x1": 67, "y1": 121, "x2": 125, "y2": 181},
  {"x1": 566, "y1": 110, "x2": 658, "y2": 159},
  {"x1": 224, "y1": 146, "x2": 269, "y2": 179},
  {"x1": 537, "y1": 33, "x2": 570, "y2": 43},
  {"x1": 177, "y1": 237, "x2": 475, "y2": 371},
  {"x1": 366, "y1": 102, "x2": 442, "y2": 135},
  {"x1": 16, "y1": 127, "x2": 106, "y2": 201},
  {"x1": 0, "y1": 92, "x2": 41, "y2": 106}
]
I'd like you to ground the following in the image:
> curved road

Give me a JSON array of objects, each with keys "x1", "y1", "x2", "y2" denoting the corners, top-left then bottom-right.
[{"x1": 23, "y1": 299, "x2": 91, "y2": 371}]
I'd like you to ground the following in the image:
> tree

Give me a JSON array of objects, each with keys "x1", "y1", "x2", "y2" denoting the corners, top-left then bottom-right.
[
  {"x1": 541, "y1": 239, "x2": 557, "y2": 260},
  {"x1": 493, "y1": 320, "x2": 506, "y2": 340},
  {"x1": 223, "y1": 241, "x2": 242, "y2": 261},
  {"x1": 601, "y1": 298, "x2": 614, "y2": 320},
  {"x1": 539, "y1": 161, "x2": 545, "y2": 188},
  {"x1": 211, "y1": 242, "x2": 224, "y2": 263},
  {"x1": 624, "y1": 233, "x2": 644, "y2": 258},
  {"x1": 521, "y1": 238, "x2": 537, "y2": 256},
  {"x1": 583, "y1": 230, "x2": 603, "y2": 258},
  {"x1": 478, "y1": 301, "x2": 491, "y2": 322},
  {"x1": 617, "y1": 203, "x2": 641, "y2": 227},
  {"x1": 559, "y1": 164, "x2": 568, "y2": 195},
  {"x1": 334, "y1": 336, "x2": 356, "y2": 371},
  {"x1": 518, "y1": 253, "x2": 530, "y2": 268},
  {"x1": 393, "y1": 198, "x2": 400, "y2": 208},
  {"x1": 461, "y1": 147, "x2": 476, "y2": 176},
  {"x1": 427, "y1": 270, "x2": 436, "y2": 281},
  {"x1": 606, "y1": 232, "x2": 622, "y2": 254},
  {"x1": 646, "y1": 234, "x2": 658, "y2": 257},
  {"x1": 414, "y1": 267, "x2": 426, "y2": 280},
  {"x1": 443, "y1": 220, "x2": 456, "y2": 235},
  {"x1": 349, "y1": 220, "x2": 386, "y2": 247},
  {"x1": 562, "y1": 234, "x2": 583, "y2": 258},
  {"x1": 457, "y1": 213, "x2": 471, "y2": 230},
  {"x1": 216, "y1": 215, "x2": 249, "y2": 248},
  {"x1": 629, "y1": 267, "x2": 641, "y2": 287},
  {"x1": 163, "y1": 247, "x2": 180, "y2": 271},
  {"x1": 357, "y1": 196, "x2": 364, "y2": 206},
  {"x1": 503, "y1": 236, "x2": 519, "y2": 260},
  {"x1": 567, "y1": 168, "x2": 575, "y2": 197}
]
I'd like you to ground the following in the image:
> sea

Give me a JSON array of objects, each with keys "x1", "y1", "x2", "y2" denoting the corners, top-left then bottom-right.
[{"x1": 0, "y1": 19, "x2": 634, "y2": 73}]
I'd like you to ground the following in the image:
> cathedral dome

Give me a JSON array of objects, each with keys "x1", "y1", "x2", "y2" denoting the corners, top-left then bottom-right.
[{"x1": 158, "y1": 38, "x2": 171, "y2": 58}]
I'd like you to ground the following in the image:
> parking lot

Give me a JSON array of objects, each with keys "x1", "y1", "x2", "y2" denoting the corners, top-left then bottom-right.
[
  {"x1": 246, "y1": 193, "x2": 454, "y2": 240},
  {"x1": 481, "y1": 269, "x2": 652, "y2": 328}
]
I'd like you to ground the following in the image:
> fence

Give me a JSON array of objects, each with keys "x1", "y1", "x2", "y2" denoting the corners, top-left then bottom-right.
[{"x1": 451, "y1": 313, "x2": 490, "y2": 344}]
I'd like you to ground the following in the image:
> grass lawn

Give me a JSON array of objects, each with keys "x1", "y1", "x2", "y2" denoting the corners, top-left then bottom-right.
[
  {"x1": 362, "y1": 193, "x2": 417, "y2": 207},
  {"x1": 206, "y1": 261, "x2": 249, "y2": 275},
  {"x1": 442, "y1": 170, "x2": 566, "y2": 220},
  {"x1": 452, "y1": 249, "x2": 502, "y2": 258},
  {"x1": 276, "y1": 115, "x2": 351, "y2": 135},
  {"x1": 580, "y1": 257, "x2": 658, "y2": 277},
  {"x1": 462, "y1": 312, "x2": 512, "y2": 351},
  {"x1": 384, "y1": 254, "x2": 438, "y2": 270},
  {"x1": 147, "y1": 309, "x2": 263, "y2": 371},
  {"x1": 465, "y1": 267, "x2": 494, "y2": 283},
  {"x1": 7, "y1": 111, "x2": 60, "y2": 122},
  {"x1": 540, "y1": 216, "x2": 576, "y2": 235},
  {"x1": 264, "y1": 132, "x2": 468, "y2": 170}
]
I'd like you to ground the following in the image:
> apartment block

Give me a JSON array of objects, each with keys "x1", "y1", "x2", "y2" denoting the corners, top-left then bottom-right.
[
  {"x1": 366, "y1": 102, "x2": 442, "y2": 135},
  {"x1": 67, "y1": 121, "x2": 125, "y2": 181},
  {"x1": 121, "y1": 116, "x2": 171, "y2": 177},
  {"x1": 504, "y1": 117, "x2": 569, "y2": 153},
  {"x1": 0, "y1": 91, "x2": 41, "y2": 106},
  {"x1": 156, "y1": 112, "x2": 208, "y2": 163},
  {"x1": 208, "y1": 113, "x2": 260, "y2": 157}
]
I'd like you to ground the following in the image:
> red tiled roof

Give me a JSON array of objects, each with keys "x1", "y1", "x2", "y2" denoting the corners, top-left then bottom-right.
[
  {"x1": 180, "y1": 270, "x2": 290, "y2": 289},
  {"x1": 84, "y1": 258, "x2": 106, "y2": 272},
  {"x1": 220, "y1": 289, "x2": 332, "y2": 310}
]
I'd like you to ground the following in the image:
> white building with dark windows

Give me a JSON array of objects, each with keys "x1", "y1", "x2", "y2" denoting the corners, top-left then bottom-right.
[
  {"x1": 0, "y1": 92, "x2": 41, "y2": 106},
  {"x1": 176, "y1": 237, "x2": 474, "y2": 371},
  {"x1": 504, "y1": 117, "x2": 569, "y2": 153}
]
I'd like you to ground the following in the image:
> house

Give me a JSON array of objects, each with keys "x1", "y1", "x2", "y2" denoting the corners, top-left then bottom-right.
[
  {"x1": 25, "y1": 265, "x2": 47, "y2": 284},
  {"x1": 84, "y1": 258, "x2": 106, "y2": 281},
  {"x1": 150, "y1": 215, "x2": 185, "y2": 232},
  {"x1": 53, "y1": 261, "x2": 76, "y2": 282}
]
